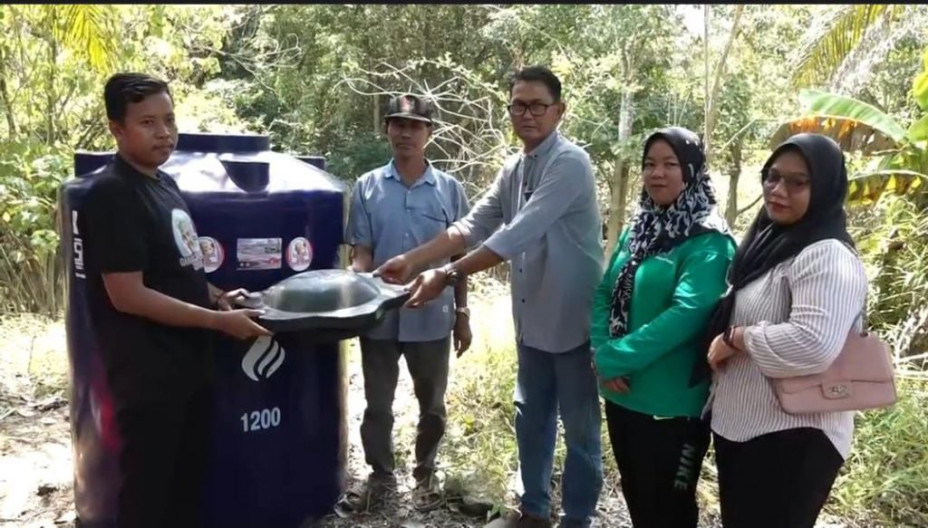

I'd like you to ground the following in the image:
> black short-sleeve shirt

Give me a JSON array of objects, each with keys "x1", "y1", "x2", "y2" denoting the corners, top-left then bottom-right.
[{"x1": 80, "y1": 154, "x2": 213, "y2": 408}]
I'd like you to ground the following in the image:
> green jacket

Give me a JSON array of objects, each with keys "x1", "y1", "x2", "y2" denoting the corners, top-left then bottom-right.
[{"x1": 591, "y1": 228, "x2": 736, "y2": 418}]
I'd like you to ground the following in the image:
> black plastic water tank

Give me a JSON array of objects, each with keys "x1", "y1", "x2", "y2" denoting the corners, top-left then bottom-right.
[{"x1": 60, "y1": 132, "x2": 349, "y2": 528}]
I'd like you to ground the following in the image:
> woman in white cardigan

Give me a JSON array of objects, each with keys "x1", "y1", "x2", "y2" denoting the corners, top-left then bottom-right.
[{"x1": 699, "y1": 133, "x2": 868, "y2": 528}]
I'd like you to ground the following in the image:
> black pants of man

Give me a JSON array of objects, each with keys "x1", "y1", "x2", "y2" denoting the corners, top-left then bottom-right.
[
  {"x1": 714, "y1": 428, "x2": 844, "y2": 528},
  {"x1": 604, "y1": 401, "x2": 710, "y2": 528},
  {"x1": 115, "y1": 387, "x2": 211, "y2": 528},
  {"x1": 359, "y1": 337, "x2": 450, "y2": 481}
]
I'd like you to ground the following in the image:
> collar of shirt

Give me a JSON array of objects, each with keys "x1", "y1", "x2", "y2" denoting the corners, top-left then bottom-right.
[
  {"x1": 522, "y1": 130, "x2": 562, "y2": 161},
  {"x1": 385, "y1": 159, "x2": 436, "y2": 187},
  {"x1": 113, "y1": 152, "x2": 165, "y2": 182}
]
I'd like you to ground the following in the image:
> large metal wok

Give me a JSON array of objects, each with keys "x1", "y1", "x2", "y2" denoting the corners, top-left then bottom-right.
[{"x1": 234, "y1": 269, "x2": 410, "y2": 341}]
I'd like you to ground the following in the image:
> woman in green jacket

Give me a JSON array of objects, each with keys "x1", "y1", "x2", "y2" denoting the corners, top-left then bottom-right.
[{"x1": 591, "y1": 127, "x2": 735, "y2": 528}]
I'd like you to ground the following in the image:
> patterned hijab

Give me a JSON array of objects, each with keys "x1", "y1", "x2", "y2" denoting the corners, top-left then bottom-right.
[{"x1": 609, "y1": 127, "x2": 732, "y2": 338}]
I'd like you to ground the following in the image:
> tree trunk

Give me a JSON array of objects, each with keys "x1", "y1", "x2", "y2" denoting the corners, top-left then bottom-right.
[
  {"x1": 0, "y1": 8, "x2": 14, "y2": 137},
  {"x1": 605, "y1": 86, "x2": 635, "y2": 256},
  {"x1": 605, "y1": 163, "x2": 630, "y2": 253},
  {"x1": 703, "y1": 4, "x2": 710, "y2": 159},
  {"x1": 0, "y1": 48, "x2": 16, "y2": 137},
  {"x1": 372, "y1": 92, "x2": 379, "y2": 133},
  {"x1": 45, "y1": 10, "x2": 58, "y2": 146},
  {"x1": 705, "y1": 4, "x2": 745, "y2": 169},
  {"x1": 725, "y1": 137, "x2": 743, "y2": 226}
]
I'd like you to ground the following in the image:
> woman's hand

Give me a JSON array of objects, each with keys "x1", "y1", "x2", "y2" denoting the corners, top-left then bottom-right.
[
  {"x1": 601, "y1": 377, "x2": 631, "y2": 394},
  {"x1": 593, "y1": 349, "x2": 631, "y2": 393},
  {"x1": 707, "y1": 332, "x2": 742, "y2": 372}
]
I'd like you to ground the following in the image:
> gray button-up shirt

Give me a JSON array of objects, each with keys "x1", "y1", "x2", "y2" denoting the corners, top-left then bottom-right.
[
  {"x1": 452, "y1": 131, "x2": 603, "y2": 353},
  {"x1": 346, "y1": 160, "x2": 470, "y2": 342}
]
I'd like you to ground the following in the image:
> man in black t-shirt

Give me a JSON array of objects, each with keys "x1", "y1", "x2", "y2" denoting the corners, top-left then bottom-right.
[{"x1": 80, "y1": 73, "x2": 270, "y2": 528}]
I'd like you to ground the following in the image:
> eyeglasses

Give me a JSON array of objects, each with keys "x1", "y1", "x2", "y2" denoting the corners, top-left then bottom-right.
[
  {"x1": 763, "y1": 170, "x2": 810, "y2": 194},
  {"x1": 506, "y1": 101, "x2": 557, "y2": 117}
]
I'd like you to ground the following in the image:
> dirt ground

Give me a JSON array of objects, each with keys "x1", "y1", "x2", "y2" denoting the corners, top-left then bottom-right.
[
  {"x1": 0, "y1": 309, "x2": 643, "y2": 528},
  {"x1": 309, "y1": 349, "x2": 638, "y2": 528},
  {"x1": 0, "y1": 311, "x2": 854, "y2": 528},
  {"x1": 0, "y1": 316, "x2": 74, "y2": 528},
  {"x1": 0, "y1": 316, "x2": 634, "y2": 528}
]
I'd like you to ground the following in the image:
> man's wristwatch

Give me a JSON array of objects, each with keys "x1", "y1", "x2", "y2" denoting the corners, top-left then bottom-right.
[
  {"x1": 440, "y1": 263, "x2": 463, "y2": 286},
  {"x1": 455, "y1": 306, "x2": 470, "y2": 318}
]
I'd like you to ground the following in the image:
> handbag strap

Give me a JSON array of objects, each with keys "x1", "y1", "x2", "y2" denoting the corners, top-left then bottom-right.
[
  {"x1": 840, "y1": 241, "x2": 870, "y2": 336},
  {"x1": 854, "y1": 309, "x2": 869, "y2": 337}
]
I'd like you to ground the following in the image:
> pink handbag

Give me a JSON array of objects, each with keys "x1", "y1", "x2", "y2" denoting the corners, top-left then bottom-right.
[{"x1": 773, "y1": 325, "x2": 897, "y2": 414}]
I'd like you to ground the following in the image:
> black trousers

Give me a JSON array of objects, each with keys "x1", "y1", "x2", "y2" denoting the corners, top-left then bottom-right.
[
  {"x1": 605, "y1": 401, "x2": 710, "y2": 528},
  {"x1": 115, "y1": 388, "x2": 211, "y2": 528},
  {"x1": 714, "y1": 428, "x2": 844, "y2": 528}
]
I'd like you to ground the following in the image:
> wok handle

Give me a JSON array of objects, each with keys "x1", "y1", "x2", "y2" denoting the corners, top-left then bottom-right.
[{"x1": 233, "y1": 291, "x2": 265, "y2": 310}]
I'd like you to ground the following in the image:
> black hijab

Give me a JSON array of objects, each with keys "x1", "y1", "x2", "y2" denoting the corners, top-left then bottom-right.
[
  {"x1": 690, "y1": 133, "x2": 855, "y2": 386},
  {"x1": 608, "y1": 127, "x2": 731, "y2": 338}
]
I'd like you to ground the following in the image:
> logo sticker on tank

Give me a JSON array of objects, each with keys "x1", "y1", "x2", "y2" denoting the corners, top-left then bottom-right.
[
  {"x1": 236, "y1": 238, "x2": 282, "y2": 271},
  {"x1": 198, "y1": 236, "x2": 224, "y2": 274},
  {"x1": 72, "y1": 211, "x2": 85, "y2": 279},
  {"x1": 286, "y1": 237, "x2": 313, "y2": 272},
  {"x1": 241, "y1": 335, "x2": 286, "y2": 382}
]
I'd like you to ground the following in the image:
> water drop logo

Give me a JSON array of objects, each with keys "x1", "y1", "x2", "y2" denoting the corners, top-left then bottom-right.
[{"x1": 241, "y1": 336, "x2": 286, "y2": 382}]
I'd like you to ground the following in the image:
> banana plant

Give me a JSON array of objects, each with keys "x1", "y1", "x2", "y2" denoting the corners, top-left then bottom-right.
[{"x1": 771, "y1": 47, "x2": 928, "y2": 206}]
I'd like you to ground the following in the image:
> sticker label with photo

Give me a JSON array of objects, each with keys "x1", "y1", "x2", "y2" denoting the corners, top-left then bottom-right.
[
  {"x1": 236, "y1": 238, "x2": 282, "y2": 271},
  {"x1": 198, "y1": 236, "x2": 224, "y2": 273},
  {"x1": 286, "y1": 237, "x2": 313, "y2": 272}
]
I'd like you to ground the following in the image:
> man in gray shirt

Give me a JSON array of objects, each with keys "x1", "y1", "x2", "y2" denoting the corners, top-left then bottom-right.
[
  {"x1": 339, "y1": 94, "x2": 473, "y2": 515},
  {"x1": 377, "y1": 67, "x2": 603, "y2": 528}
]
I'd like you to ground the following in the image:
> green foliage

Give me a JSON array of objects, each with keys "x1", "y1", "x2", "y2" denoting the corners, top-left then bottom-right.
[
  {"x1": 854, "y1": 34, "x2": 927, "y2": 123},
  {"x1": 325, "y1": 133, "x2": 393, "y2": 182},
  {"x1": 852, "y1": 196, "x2": 928, "y2": 358},
  {"x1": 443, "y1": 316, "x2": 520, "y2": 511},
  {"x1": 52, "y1": 5, "x2": 118, "y2": 73},
  {"x1": 0, "y1": 5, "x2": 250, "y2": 315},
  {"x1": 772, "y1": 51, "x2": 928, "y2": 206},
  {"x1": 0, "y1": 148, "x2": 70, "y2": 314},
  {"x1": 913, "y1": 48, "x2": 928, "y2": 111},
  {"x1": 829, "y1": 378, "x2": 928, "y2": 527},
  {"x1": 791, "y1": 5, "x2": 907, "y2": 88},
  {"x1": 0, "y1": 4, "x2": 926, "y2": 524},
  {"x1": 907, "y1": 115, "x2": 928, "y2": 141}
]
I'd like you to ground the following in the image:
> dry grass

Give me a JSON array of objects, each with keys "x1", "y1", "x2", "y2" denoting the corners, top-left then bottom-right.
[
  {"x1": 0, "y1": 313, "x2": 68, "y2": 402},
  {"x1": 1, "y1": 279, "x2": 926, "y2": 527}
]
